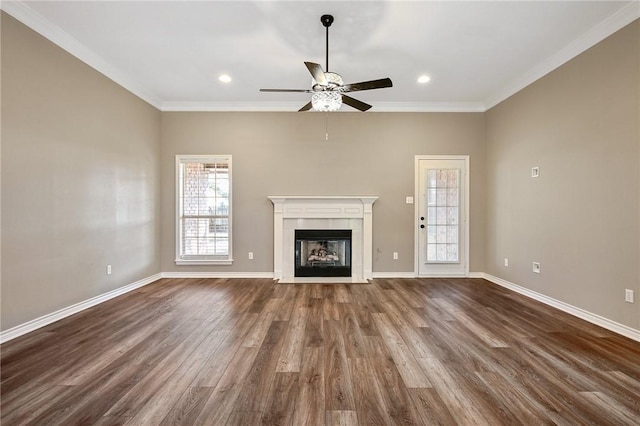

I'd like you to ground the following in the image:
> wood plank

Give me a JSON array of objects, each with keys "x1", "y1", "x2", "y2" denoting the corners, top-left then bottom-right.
[
  {"x1": 381, "y1": 300, "x2": 436, "y2": 359},
  {"x1": 324, "y1": 319, "x2": 356, "y2": 410},
  {"x1": 408, "y1": 388, "x2": 457, "y2": 425},
  {"x1": 292, "y1": 347, "x2": 325, "y2": 425},
  {"x1": 231, "y1": 320, "x2": 289, "y2": 413},
  {"x1": 415, "y1": 356, "x2": 497, "y2": 424},
  {"x1": 347, "y1": 285, "x2": 380, "y2": 337},
  {"x1": 191, "y1": 346, "x2": 260, "y2": 425},
  {"x1": 431, "y1": 297, "x2": 509, "y2": 348},
  {"x1": 475, "y1": 370, "x2": 553, "y2": 424},
  {"x1": 371, "y1": 313, "x2": 432, "y2": 388},
  {"x1": 241, "y1": 312, "x2": 276, "y2": 348},
  {"x1": 125, "y1": 323, "x2": 233, "y2": 424},
  {"x1": 158, "y1": 386, "x2": 214, "y2": 425},
  {"x1": 304, "y1": 297, "x2": 325, "y2": 348},
  {"x1": 325, "y1": 410, "x2": 358, "y2": 426},
  {"x1": 276, "y1": 289, "x2": 309, "y2": 372},
  {"x1": 190, "y1": 312, "x2": 258, "y2": 387},
  {"x1": 348, "y1": 357, "x2": 392, "y2": 425},
  {"x1": 580, "y1": 391, "x2": 640, "y2": 425},
  {"x1": 339, "y1": 303, "x2": 367, "y2": 359},
  {"x1": 102, "y1": 319, "x2": 212, "y2": 419},
  {"x1": 0, "y1": 385, "x2": 74, "y2": 425},
  {"x1": 260, "y1": 372, "x2": 299, "y2": 425},
  {"x1": 273, "y1": 285, "x2": 296, "y2": 321},
  {"x1": 323, "y1": 285, "x2": 341, "y2": 321},
  {"x1": 364, "y1": 335, "x2": 426, "y2": 425},
  {"x1": 383, "y1": 289, "x2": 429, "y2": 328}
]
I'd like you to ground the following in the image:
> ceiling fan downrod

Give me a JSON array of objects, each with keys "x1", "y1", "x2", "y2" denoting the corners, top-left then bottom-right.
[{"x1": 321, "y1": 14, "x2": 334, "y2": 72}]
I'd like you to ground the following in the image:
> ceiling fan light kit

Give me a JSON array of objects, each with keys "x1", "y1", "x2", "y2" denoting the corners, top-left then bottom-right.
[
  {"x1": 312, "y1": 91, "x2": 342, "y2": 112},
  {"x1": 260, "y1": 14, "x2": 392, "y2": 112}
]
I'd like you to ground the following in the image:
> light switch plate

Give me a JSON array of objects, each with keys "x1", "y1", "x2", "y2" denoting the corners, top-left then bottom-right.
[
  {"x1": 406, "y1": 196, "x2": 414, "y2": 204},
  {"x1": 532, "y1": 167, "x2": 540, "y2": 178},
  {"x1": 625, "y1": 289, "x2": 634, "y2": 303}
]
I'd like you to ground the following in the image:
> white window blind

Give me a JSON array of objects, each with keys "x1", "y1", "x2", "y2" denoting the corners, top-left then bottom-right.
[{"x1": 176, "y1": 155, "x2": 232, "y2": 265}]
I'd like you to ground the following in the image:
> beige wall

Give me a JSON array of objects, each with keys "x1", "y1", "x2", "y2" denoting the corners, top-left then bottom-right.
[
  {"x1": 160, "y1": 112, "x2": 486, "y2": 274},
  {"x1": 485, "y1": 20, "x2": 640, "y2": 329},
  {"x1": 1, "y1": 13, "x2": 162, "y2": 331}
]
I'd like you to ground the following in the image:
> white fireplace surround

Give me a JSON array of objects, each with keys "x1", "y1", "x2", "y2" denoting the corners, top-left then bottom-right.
[{"x1": 268, "y1": 196, "x2": 378, "y2": 283}]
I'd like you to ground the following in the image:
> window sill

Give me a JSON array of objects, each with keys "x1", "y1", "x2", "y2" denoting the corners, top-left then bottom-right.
[{"x1": 175, "y1": 259, "x2": 234, "y2": 266}]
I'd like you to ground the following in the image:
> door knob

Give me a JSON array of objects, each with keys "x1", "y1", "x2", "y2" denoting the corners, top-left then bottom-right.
[
  {"x1": 420, "y1": 224, "x2": 425, "y2": 229},
  {"x1": 420, "y1": 216, "x2": 425, "y2": 221}
]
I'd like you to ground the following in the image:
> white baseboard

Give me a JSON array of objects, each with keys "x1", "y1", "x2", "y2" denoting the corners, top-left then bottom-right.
[
  {"x1": 371, "y1": 272, "x2": 485, "y2": 279},
  {"x1": 0, "y1": 273, "x2": 162, "y2": 344},
  {"x1": 372, "y1": 272, "x2": 416, "y2": 279},
  {"x1": 161, "y1": 272, "x2": 274, "y2": 279},
  {"x1": 4, "y1": 271, "x2": 637, "y2": 345},
  {"x1": 482, "y1": 273, "x2": 640, "y2": 343}
]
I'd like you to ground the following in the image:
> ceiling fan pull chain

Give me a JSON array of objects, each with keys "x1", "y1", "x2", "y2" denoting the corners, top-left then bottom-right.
[{"x1": 325, "y1": 112, "x2": 329, "y2": 141}]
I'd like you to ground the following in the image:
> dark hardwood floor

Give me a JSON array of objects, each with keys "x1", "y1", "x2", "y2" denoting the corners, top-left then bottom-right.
[{"x1": 1, "y1": 277, "x2": 639, "y2": 425}]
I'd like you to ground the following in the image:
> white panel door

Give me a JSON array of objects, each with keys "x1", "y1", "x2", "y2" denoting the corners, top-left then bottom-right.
[{"x1": 416, "y1": 157, "x2": 468, "y2": 277}]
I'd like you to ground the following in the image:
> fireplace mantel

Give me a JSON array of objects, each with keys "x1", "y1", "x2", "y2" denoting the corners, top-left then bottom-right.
[{"x1": 268, "y1": 196, "x2": 378, "y2": 283}]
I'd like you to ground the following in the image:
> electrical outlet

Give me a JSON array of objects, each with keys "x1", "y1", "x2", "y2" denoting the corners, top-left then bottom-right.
[
  {"x1": 107, "y1": 264, "x2": 112, "y2": 275},
  {"x1": 393, "y1": 252, "x2": 399, "y2": 260},
  {"x1": 532, "y1": 262, "x2": 541, "y2": 273},
  {"x1": 248, "y1": 252, "x2": 254, "y2": 260},
  {"x1": 625, "y1": 289, "x2": 634, "y2": 303},
  {"x1": 504, "y1": 258, "x2": 509, "y2": 267}
]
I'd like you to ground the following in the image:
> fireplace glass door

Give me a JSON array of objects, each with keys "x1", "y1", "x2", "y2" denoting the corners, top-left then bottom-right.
[{"x1": 295, "y1": 230, "x2": 352, "y2": 277}]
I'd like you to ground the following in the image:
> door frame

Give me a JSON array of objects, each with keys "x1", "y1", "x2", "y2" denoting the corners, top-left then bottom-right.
[{"x1": 414, "y1": 155, "x2": 470, "y2": 277}]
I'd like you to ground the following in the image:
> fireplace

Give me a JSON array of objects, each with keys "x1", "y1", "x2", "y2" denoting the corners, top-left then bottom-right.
[
  {"x1": 295, "y1": 230, "x2": 352, "y2": 277},
  {"x1": 268, "y1": 195, "x2": 377, "y2": 283}
]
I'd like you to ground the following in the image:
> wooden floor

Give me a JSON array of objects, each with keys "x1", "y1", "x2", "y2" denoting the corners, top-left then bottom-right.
[{"x1": 1, "y1": 278, "x2": 639, "y2": 425}]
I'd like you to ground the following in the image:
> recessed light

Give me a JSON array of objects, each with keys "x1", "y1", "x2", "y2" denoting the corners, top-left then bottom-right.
[
  {"x1": 219, "y1": 74, "x2": 232, "y2": 83},
  {"x1": 417, "y1": 75, "x2": 430, "y2": 84}
]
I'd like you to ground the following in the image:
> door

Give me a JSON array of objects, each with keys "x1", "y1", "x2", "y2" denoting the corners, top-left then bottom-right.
[{"x1": 416, "y1": 156, "x2": 468, "y2": 277}]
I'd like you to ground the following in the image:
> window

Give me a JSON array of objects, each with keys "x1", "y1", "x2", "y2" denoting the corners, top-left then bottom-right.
[
  {"x1": 176, "y1": 155, "x2": 232, "y2": 265},
  {"x1": 426, "y1": 168, "x2": 459, "y2": 263}
]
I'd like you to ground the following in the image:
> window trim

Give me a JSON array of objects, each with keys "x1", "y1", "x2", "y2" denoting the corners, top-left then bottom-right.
[{"x1": 175, "y1": 155, "x2": 233, "y2": 265}]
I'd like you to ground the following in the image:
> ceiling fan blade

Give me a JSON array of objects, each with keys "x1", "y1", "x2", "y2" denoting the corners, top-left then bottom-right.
[
  {"x1": 304, "y1": 62, "x2": 327, "y2": 86},
  {"x1": 342, "y1": 95, "x2": 372, "y2": 112},
  {"x1": 298, "y1": 102, "x2": 313, "y2": 112},
  {"x1": 342, "y1": 78, "x2": 393, "y2": 92},
  {"x1": 260, "y1": 88, "x2": 312, "y2": 93}
]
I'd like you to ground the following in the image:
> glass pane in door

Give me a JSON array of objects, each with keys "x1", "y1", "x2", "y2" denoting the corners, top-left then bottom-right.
[{"x1": 426, "y1": 169, "x2": 459, "y2": 262}]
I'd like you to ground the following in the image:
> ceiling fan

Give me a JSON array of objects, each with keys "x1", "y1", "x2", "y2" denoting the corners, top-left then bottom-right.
[{"x1": 260, "y1": 14, "x2": 393, "y2": 112}]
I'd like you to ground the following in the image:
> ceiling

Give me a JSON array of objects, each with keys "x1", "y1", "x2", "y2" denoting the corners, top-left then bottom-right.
[{"x1": 3, "y1": 1, "x2": 639, "y2": 112}]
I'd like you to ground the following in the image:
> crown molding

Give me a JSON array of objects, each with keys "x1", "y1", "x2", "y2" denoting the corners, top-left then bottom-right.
[
  {"x1": 160, "y1": 101, "x2": 487, "y2": 113},
  {"x1": 362, "y1": 102, "x2": 486, "y2": 113},
  {"x1": 1, "y1": 0, "x2": 162, "y2": 109},
  {"x1": 484, "y1": 1, "x2": 640, "y2": 110}
]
